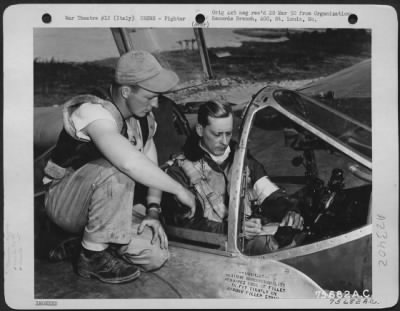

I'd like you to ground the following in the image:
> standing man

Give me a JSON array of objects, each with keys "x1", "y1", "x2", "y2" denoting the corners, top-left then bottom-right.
[
  {"x1": 163, "y1": 101, "x2": 304, "y2": 255},
  {"x1": 43, "y1": 50, "x2": 195, "y2": 284}
]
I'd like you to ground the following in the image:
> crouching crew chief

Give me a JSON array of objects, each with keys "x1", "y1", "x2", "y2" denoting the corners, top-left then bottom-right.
[{"x1": 43, "y1": 50, "x2": 195, "y2": 284}]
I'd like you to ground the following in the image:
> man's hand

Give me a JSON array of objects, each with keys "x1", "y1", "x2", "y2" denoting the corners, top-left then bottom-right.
[
  {"x1": 175, "y1": 186, "x2": 196, "y2": 219},
  {"x1": 280, "y1": 211, "x2": 304, "y2": 230},
  {"x1": 244, "y1": 218, "x2": 262, "y2": 240},
  {"x1": 138, "y1": 217, "x2": 168, "y2": 249}
]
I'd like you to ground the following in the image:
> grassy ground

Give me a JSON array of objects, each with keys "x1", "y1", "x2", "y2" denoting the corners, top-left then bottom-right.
[{"x1": 34, "y1": 29, "x2": 371, "y2": 107}]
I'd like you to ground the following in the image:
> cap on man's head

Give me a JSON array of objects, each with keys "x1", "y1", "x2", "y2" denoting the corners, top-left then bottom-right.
[{"x1": 115, "y1": 50, "x2": 179, "y2": 93}]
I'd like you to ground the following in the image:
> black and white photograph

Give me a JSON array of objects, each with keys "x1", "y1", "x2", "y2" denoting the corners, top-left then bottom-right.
[{"x1": 3, "y1": 4, "x2": 398, "y2": 309}]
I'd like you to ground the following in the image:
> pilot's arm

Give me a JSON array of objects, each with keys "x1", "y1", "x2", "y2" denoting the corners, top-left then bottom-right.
[
  {"x1": 246, "y1": 152, "x2": 304, "y2": 231},
  {"x1": 243, "y1": 189, "x2": 304, "y2": 241},
  {"x1": 262, "y1": 191, "x2": 304, "y2": 230}
]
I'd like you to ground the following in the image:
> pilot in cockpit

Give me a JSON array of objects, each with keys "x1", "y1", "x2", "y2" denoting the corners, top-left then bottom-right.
[{"x1": 163, "y1": 100, "x2": 304, "y2": 255}]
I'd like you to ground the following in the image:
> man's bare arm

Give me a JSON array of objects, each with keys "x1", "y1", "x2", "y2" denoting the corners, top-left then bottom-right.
[
  {"x1": 144, "y1": 138, "x2": 162, "y2": 206},
  {"x1": 84, "y1": 119, "x2": 193, "y2": 208}
]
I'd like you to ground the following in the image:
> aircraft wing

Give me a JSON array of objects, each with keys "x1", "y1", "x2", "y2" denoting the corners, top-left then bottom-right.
[
  {"x1": 34, "y1": 243, "x2": 323, "y2": 299},
  {"x1": 297, "y1": 59, "x2": 371, "y2": 99},
  {"x1": 153, "y1": 245, "x2": 323, "y2": 299},
  {"x1": 34, "y1": 106, "x2": 63, "y2": 156}
]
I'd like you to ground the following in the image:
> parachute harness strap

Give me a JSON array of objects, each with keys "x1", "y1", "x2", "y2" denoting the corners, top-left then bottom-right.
[{"x1": 177, "y1": 156, "x2": 227, "y2": 221}]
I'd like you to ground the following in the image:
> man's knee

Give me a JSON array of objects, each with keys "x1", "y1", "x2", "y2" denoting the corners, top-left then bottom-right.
[
  {"x1": 118, "y1": 226, "x2": 170, "y2": 271},
  {"x1": 120, "y1": 243, "x2": 169, "y2": 271},
  {"x1": 142, "y1": 246, "x2": 170, "y2": 271}
]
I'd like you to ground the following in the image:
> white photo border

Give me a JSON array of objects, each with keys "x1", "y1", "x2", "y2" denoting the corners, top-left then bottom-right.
[{"x1": 3, "y1": 3, "x2": 398, "y2": 309}]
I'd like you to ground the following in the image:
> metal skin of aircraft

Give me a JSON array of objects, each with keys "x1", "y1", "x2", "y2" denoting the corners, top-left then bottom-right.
[{"x1": 33, "y1": 28, "x2": 372, "y2": 299}]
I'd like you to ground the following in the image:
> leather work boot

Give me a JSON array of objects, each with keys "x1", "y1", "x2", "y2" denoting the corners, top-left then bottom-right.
[{"x1": 76, "y1": 247, "x2": 141, "y2": 284}]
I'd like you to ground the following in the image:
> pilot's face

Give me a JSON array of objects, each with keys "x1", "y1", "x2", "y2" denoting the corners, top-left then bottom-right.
[
  {"x1": 197, "y1": 115, "x2": 233, "y2": 156},
  {"x1": 126, "y1": 87, "x2": 159, "y2": 118}
]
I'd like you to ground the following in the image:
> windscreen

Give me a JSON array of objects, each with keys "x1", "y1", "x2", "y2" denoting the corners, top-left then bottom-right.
[{"x1": 273, "y1": 90, "x2": 372, "y2": 161}]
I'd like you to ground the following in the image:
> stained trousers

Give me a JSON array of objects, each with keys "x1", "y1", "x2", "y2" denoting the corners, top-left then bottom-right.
[{"x1": 44, "y1": 158, "x2": 169, "y2": 271}]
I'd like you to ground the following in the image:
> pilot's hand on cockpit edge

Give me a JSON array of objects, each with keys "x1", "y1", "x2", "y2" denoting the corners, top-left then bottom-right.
[
  {"x1": 244, "y1": 218, "x2": 262, "y2": 239},
  {"x1": 175, "y1": 186, "x2": 196, "y2": 219},
  {"x1": 280, "y1": 211, "x2": 304, "y2": 230},
  {"x1": 138, "y1": 218, "x2": 168, "y2": 249}
]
